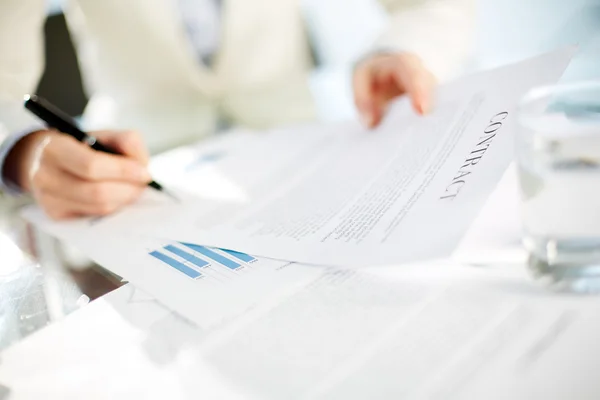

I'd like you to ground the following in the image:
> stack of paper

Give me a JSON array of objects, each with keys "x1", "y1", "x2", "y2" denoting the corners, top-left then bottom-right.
[{"x1": 19, "y1": 49, "x2": 598, "y2": 399}]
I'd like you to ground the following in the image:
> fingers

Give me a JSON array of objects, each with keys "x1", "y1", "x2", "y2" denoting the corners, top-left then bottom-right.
[
  {"x1": 21, "y1": 129, "x2": 151, "y2": 220},
  {"x1": 95, "y1": 130, "x2": 150, "y2": 166},
  {"x1": 43, "y1": 135, "x2": 152, "y2": 183},
  {"x1": 37, "y1": 188, "x2": 142, "y2": 220},
  {"x1": 31, "y1": 167, "x2": 145, "y2": 220},
  {"x1": 390, "y1": 57, "x2": 437, "y2": 115},
  {"x1": 31, "y1": 164, "x2": 146, "y2": 208},
  {"x1": 370, "y1": 64, "x2": 402, "y2": 127},
  {"x1": 353, "y1": 62, "x2": 377, "y2": 128},
  {"x1": 353, "y1": 53, "x2": 437, "y2": 128},
  {"x1": 354, "y1": 55, "x2": 406, "y2": 128},
  {"x1": 37, "y1": 193, "x2": 82, "y2": 220}
]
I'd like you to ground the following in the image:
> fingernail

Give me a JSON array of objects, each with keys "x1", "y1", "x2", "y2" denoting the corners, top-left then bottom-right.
[
  {"x1": 138, "y1": 167, "x2": 152, "y2": 182},
  {"x1": 361, "y1": 113, "x2": 373, "y2": 128}
]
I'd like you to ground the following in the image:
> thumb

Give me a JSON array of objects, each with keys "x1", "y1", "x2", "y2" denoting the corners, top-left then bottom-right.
[{"x1": 94, "y1": 130, "x2": 150, "y2": 166}]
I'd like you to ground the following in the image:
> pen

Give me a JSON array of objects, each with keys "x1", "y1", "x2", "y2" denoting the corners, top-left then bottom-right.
[{"x1": 23, "y1": 94, "x2": 173, "y2": 197}]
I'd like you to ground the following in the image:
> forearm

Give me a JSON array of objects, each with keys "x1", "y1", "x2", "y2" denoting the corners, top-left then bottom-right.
[
  {"x1": 0, "y1": 0, "x2": 47, "y2": 194},
  {"x1": 0, "y1": 0, "x2": 47, "y2": 147}
]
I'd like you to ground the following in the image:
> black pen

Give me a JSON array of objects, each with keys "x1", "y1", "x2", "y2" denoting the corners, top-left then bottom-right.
[{"x1": 24, "y1": 94, "x2": 175, "y2": 199}]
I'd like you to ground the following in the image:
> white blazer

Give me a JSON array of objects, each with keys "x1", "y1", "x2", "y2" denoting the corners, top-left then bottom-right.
[{"x1": 0, "y1": 0, "x2": 475, "y2": 153}]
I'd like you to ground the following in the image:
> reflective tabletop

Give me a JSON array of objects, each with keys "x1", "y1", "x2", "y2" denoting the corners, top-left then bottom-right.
[{"x1": 0, "y1": 196, "x2": 123, "y2": 352}]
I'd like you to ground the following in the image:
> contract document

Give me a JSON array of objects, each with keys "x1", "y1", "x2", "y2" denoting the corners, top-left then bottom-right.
[
  {"x1": 36, "y1": 50, "x2": 571, "y2": 271},
  {"x1": 85, "y1": 49, "x2": 572, "y2": 268}
]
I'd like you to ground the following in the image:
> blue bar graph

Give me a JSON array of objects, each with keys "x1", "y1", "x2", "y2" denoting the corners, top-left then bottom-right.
[
  {"x1": 181, "y1": 243, "x2": 241, "y2": 270},
  {"x1": 185, "y1": 152, "x2": 225, "y2": 172},
  {"x1": 164, "y1": 245, "x2": 209, "y2": 268},
  {"x1": 149, "y1": 251, "x2": 202, "y2": 279},
  {"x1": 220, "y1": 249, "x2": 257, "y2": 263}
]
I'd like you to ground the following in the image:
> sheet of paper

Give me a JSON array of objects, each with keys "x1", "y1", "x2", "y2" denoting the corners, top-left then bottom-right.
[
  {"x1": 23, "y1": 131, "x2": 328, "y2": 330},
  {"x1": 452, "y1": 163, "x2": 526, "y2": 266},
  {"x1": 90, "y1": 49, "x2": 574, "y2": 268},
  {"x1": 189, "y1": 270, "x2": 600, "y2": 400},
  {"x1": 25, "y1": 206, "x2": 326, "y2": 330},
  {"x1": 6, "y1": 262, "x2": 600, "y2": 400}
]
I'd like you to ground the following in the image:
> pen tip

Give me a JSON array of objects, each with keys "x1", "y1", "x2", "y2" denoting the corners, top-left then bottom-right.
[
  {"x1": 163, "y1": 188, "x2": 181, "y2": 203},
  {"x1": 23, "y1": 94, "x2": 31, "y2": 102}
]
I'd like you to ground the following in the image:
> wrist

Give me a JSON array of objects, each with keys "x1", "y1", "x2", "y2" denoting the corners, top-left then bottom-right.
[{"x1": 3, "y1": 130, "x2": 55, "y2": 192}]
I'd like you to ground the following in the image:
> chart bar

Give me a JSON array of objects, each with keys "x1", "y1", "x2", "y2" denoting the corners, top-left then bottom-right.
[
  {"x1": 181, "y1": 243, "x2": 242, "y2": 270},
  {"x1": 150, "y1": 251, "x2": 202, "y2": 279},
  {"x1": 164, "y1": 245, "x2": 209, "y2": 268},
  {"x1": 220, "y1": 248, "x2": 257, "y2": 263}
]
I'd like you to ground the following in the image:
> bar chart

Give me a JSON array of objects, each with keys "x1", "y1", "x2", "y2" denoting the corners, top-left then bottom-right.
[{"x1": 149, "y1": 242, "x2": 258, "y2": 280}]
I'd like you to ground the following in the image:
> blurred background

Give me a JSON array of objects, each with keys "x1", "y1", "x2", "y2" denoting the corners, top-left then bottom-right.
[
  {"x1": 41, "y1": 0, "x2": 599, "y2": 116},
  {"x1": 1, "y1": 0, "x2": 599, "y2": 351}
]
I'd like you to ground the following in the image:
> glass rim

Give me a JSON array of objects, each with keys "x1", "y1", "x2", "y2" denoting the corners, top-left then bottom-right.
[
  {"x1": 517, "y1": 80, "x2": 600, "y2": 134},
  {"x1": 518, "y1": 80, "x2": 600, "y2": 110}
]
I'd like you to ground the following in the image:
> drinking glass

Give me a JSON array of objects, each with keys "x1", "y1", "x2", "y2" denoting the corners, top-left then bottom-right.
[{"x1": 517, "y1": 81, "x2": 600, "y2": 293}]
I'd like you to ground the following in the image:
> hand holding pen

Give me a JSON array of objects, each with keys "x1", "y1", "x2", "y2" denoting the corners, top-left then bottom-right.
[{"x1": 3, "y1": 95, "x2": 170, "y2": 220}]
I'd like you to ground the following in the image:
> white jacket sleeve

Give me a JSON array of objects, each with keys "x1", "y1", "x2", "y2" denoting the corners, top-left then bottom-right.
[
  {"x1": 376, "y1": 0, "x2": 476, "y2": 81},
  {"x1": 0, "y1": 0, "x2": 46, "y2": 192},
  {"x1": 0, "y1": 0, "x2": 46, "y2": 137}
]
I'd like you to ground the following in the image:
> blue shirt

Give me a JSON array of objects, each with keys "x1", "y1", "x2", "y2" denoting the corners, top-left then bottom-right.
[{"x1": 177, "y1": 0, "x2": 222, "y2": 66}]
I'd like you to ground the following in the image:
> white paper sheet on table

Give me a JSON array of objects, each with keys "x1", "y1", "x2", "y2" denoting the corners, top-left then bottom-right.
[
  {"x1": 4, "y1": 259, "x2": 600, "y2": 400},
  {"x1": 80, "y1": 49, "x2": 574, "y2": 268}
]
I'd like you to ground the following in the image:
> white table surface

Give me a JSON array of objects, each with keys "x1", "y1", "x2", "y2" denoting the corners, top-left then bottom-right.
[{"x1": 2, "y1": 140, "x2": 600, "y2": 399}]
